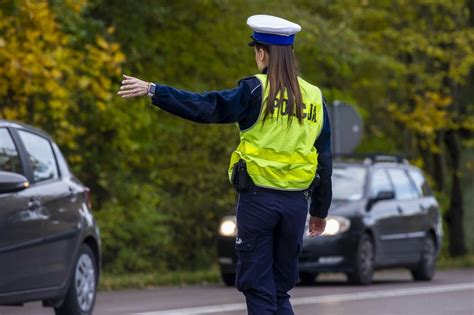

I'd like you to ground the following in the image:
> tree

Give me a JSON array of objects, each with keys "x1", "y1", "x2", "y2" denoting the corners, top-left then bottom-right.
[
  {"x1": 348, "y1": 0, "x2": 474, "y2": 256},
  {"x1": 0, "y1": 0, "x2": 173, "y2": 272}
]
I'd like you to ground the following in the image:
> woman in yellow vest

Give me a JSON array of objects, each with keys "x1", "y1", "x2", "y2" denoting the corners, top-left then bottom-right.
[{"x1": 118, "y1": 14, "x2": 332, "y2": 315}]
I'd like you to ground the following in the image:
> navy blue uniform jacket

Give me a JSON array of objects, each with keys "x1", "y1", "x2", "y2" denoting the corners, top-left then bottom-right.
[{"x1": 151, "y1": 76, "x2": 333, "y2": 218}]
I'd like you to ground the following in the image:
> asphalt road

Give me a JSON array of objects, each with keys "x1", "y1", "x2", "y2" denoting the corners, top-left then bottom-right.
[{"x1": 1, "y1": 269, "x2": 473, "y2": 315}]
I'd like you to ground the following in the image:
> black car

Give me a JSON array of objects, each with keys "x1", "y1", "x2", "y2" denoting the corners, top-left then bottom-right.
[
  {"x1": 0, "y1": 120, "x2": 100, "y2": 315},
  {"x1": 217, "y1": 155, "x2": 442, "y2": 285}
]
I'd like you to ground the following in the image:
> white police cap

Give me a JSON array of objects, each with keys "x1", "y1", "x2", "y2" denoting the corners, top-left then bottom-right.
[{"x1": 247, "y1": 14, "x2": 302, "y2": 46}]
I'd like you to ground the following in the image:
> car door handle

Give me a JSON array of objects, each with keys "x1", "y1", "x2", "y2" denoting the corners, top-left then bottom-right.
[{"x1": 397, "y1": 206, "x2": 403, "y2": 214}]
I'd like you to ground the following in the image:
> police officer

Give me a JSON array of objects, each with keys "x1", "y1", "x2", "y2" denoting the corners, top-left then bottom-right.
[{"x1": 118, "y1": 14, "x2": 332, "y2": 315}]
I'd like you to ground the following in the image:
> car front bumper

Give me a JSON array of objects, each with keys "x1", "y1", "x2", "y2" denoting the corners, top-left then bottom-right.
[
  {"x1": 217, "y1": 230, "x2": 361, "y2": 275},
  {"x1": 299, "y1": 231, "x2": 360, "y2": 273},
  {"x1": 217, "y1": 237, "x2": 238, "y2": 274}
]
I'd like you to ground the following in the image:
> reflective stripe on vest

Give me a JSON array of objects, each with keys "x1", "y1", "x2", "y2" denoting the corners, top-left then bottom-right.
[{"x1": 228, "y1": 74, "x2": 324, "y2": 190}]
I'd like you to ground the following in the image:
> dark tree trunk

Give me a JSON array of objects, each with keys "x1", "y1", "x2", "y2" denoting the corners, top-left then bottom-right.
[
  {"x1": 416, "y1": 134, "x2": 433, "y2": 177},
  {"x1": 440, "y1": 0, "x2": 471, "y2": 255},
  {"x1": 444, "y1": 130, "x2": 467, "y2": 256},
  {"x1": 432, "y1": 132, "x2": 445, "y2": 192},
  {"x1": 469, "y1": 0, "x2": 474, "y2": 26}
]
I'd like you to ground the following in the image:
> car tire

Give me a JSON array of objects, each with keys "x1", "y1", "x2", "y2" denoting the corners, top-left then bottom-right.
[
  {"x1": 299, "y1": 272, "x2": 318, "y2": 285},
  {"x1": 347, "y1": 233, "x2": 374, "y2": 285},
  {"x1": 55, "y1": 244, "x2": 98, "y2": 315},
  {"x1": 411, "y1": 235, "x2": 436, "y2": 281},
  {"x1": 222, "y1": 273, "x2": 235, "y2": 287}
]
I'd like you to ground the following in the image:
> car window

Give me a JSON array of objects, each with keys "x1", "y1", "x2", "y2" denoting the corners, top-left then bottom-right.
[
  {"x1": 18, "y1": 130, "x2": 59, "y2": 183},
  {"x1": 387, "y1": 168, "x2": 418, "y2": 200},
  {"x1": 370, "y1": 169, "x2": 393, "y2": 198},
  {"x1": 409, "y1": 169, "x2": 432, "y2": 196},
  {"x1": 332, "y1": 166, "x2": 366, "y2": 201},
  {"x1": 52, "y1": 142, "x2": 70, "y2": 178},
  {"x1": 0, "y1": 128, "x2": 23, "y2": 174}
]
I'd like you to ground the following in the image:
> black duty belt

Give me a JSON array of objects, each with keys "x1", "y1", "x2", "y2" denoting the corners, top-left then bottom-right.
[{"x1": 231, "y1": 159, "x2": 321, "y2": 195}]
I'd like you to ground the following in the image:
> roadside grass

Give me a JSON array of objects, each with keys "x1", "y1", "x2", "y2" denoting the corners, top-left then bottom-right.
[
  {"x1": 437, "y1": 254, "x2": 474, "y2": 269},
  {"x1": 99, "y1": 255, "x2": 474, "y2": 291},
  {"x1": 99, "y1": 267, "x2": 221, "y2": 291}
]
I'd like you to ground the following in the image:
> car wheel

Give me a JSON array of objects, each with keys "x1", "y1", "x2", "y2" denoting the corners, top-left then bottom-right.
[
  {"x1": 222, "y1": 273, "x2": 235, "y2": 287},
  {"x1": 347, "y1": 233, "x2": 374, "y2": 285},
  {"x1": 411, "y1": 236, "x2": 436, "y2": 281},
  {"x1": 299, "y1": 272, "x2": 318, "y2": 285},
  {"x1": 55, "y1": 244, "x2": 97, "y2": 315}
]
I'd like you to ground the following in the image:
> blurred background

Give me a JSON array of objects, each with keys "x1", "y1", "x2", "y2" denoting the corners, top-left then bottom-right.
[{"x1": 0, "y1": 0, "x2": 473, "y2": 283}]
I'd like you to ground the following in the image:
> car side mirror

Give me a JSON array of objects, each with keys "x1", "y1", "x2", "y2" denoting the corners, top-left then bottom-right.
[
  {"x1": 0, "y1": 171, "x2": 30, "y2": 194},
  {"x1": 366, "y1": 190, "x2": 395, "y2": 211}
]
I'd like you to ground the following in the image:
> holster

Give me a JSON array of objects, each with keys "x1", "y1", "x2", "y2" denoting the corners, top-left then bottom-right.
[{"x1": 231, "y1": 160, "x2": 254, "y2": 192}]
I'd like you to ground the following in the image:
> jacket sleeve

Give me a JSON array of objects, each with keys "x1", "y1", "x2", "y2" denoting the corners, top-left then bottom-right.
[
  {"x1": 309, "y1": 101, "x2": 333, "y2": 218},
  {"x1": 150, "y1": 81, "x2": 252, "y2": 124}
]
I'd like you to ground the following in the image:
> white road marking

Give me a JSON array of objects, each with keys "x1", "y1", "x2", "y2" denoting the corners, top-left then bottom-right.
[{"x1": 130, "y1": 282, "x2": 474, "y2": 315}]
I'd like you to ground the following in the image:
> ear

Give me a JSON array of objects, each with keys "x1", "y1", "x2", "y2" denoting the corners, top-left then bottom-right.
[
  {"x1": 262, "y1": 49, "x2": 268, "y2": 63},
  {"x1": 257, "y1": 48, "x2": 265, "y2": 61}
]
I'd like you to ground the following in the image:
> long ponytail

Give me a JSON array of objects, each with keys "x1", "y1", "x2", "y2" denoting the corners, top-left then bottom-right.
[{"x1": 255, "y1": 43, "x2": 303, "y2": 125}]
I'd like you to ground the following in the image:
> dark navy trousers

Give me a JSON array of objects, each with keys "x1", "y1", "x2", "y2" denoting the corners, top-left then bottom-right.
[{"x1": 235, "y1": 186, "x2": 308, "y2": 315}]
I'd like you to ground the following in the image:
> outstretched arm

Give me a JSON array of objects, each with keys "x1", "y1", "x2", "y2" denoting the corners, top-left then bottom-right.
[{"x1": 117, "y1": 74, "x2": 253, "y2": 124}]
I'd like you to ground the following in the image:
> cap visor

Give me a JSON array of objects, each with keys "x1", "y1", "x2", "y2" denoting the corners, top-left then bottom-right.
[{"x1": 248, "y1": 35, "x2": 263, "y2": 47}]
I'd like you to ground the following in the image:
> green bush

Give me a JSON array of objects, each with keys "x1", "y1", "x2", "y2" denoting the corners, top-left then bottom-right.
[{"x1": 95, "y1": 184, "x2": 171, "y2": 273}]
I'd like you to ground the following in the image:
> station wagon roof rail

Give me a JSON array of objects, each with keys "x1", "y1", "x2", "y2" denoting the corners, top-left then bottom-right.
[{"x1": 333, "y1": 153, "x2": 409, "y2": 165}]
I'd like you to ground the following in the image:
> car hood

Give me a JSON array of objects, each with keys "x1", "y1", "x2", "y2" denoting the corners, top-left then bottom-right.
[{"x1": 323, "y1": 199, "x2": 365, "y2": 218}]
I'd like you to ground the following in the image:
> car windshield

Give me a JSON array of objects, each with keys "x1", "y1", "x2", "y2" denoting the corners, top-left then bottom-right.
[{"x1": 332, "y1": 166, "x2": 367, "y2": 201}]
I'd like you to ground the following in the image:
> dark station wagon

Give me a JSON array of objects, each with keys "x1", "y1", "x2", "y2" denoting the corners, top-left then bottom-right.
[
  {"x1": 217, "y1": 155, "x2": 442, "y2": 286},
  {"x1": 0, "y1": 120, "x2": 100, "y2": 315}
]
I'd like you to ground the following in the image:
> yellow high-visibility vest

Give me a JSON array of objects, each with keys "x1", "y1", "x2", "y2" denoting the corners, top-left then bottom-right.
[{"x1": 228, "y1": 74, "x2": 324, "y2": 190}]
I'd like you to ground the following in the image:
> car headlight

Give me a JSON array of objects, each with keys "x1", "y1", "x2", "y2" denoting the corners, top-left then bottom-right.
[
  {"x1": 219, "y1": 216, "x2": 237, "y2": 237},
  {"x1": 320, "y1": 215, "x2": 351, "y2": 236}
]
